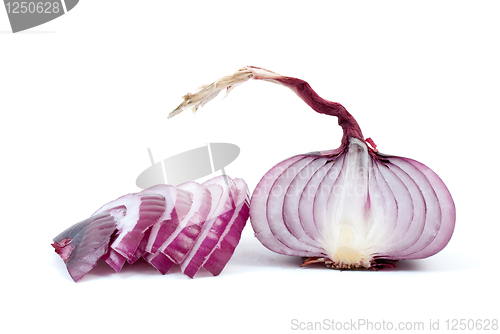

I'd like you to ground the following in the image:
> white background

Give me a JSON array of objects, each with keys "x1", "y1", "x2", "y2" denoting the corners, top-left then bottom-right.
[{"x1": 1, "y1": 1, "x2": 499, "y2": 333}]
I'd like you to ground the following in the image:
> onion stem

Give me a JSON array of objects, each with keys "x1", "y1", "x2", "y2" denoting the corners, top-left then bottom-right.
[{"x1": 169, "y1": 66, "x2": 365, "y2": 146}]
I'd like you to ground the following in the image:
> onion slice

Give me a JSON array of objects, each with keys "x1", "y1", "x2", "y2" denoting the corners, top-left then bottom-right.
[
  {"x1": 141, "y1": 185, "x2": 192, "y2": 274},
  {"x1": 52, "y1": 176, "x2": 250, "y2": 281},
  {"x1": 181, "y1": 176, "x2": 250, "y2": 278},
  {"x1": 202, "y1": 178, "x2": 250, "y2": 276},
  {"x1": 91, "y1": 193, "x2": 166, "y2": 271},
  {"x1": 52, "y1": 213, "x2": 118, "y2": 281},
  {"x1": 145, "y1": 181, "x2": 212, "y2": 270}
]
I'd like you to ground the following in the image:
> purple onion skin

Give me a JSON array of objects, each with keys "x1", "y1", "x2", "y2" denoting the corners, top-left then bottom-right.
[
  {"x1": 52, "y1": 213, "x2": 118, "y2": 281},
  {"x1": 148, "y1": 252, "x2": 175, "y2": 275}
]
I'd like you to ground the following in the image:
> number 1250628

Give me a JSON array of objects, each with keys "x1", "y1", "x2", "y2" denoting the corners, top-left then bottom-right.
[
  {"x1": 445, "y1": 319, "x2": 498, "y2": 331},
  {"x1": 5, "y1": 2, "x2": 61, "y2": 14}
]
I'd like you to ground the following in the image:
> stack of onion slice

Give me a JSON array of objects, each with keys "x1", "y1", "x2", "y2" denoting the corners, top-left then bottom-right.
[
  {"x1": 52, "y1": 176, "x2": 250, "y2": 281},
  {"x1": 169, "y1": 66, "x2": 456, "y2": 269}
]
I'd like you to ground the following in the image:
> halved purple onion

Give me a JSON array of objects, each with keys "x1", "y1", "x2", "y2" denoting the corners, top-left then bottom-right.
[
  {"x1": 169, "y1": 66, "x2": 456, "y2": 269},
  {"x1": 251, "y1": 138, "x2": 455, "y2": 268}
]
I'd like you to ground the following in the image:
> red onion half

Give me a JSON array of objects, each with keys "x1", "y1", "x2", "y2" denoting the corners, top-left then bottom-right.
[
  {"x1": 52, "y1": 176, "x2": 249, "y2": 281},
  {"x1": 169, "y1": 66, "x2": 456, "y2": 269}
]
